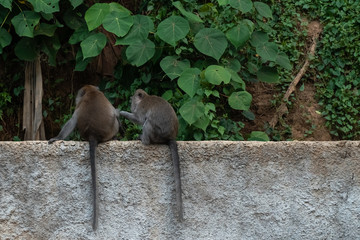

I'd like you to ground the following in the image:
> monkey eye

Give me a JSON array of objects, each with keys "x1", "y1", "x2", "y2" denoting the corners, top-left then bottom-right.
[{"x1": 138, "y1": 93, "x2": 142, "y2": 97}]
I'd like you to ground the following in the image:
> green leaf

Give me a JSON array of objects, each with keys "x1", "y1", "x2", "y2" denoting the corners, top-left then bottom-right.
[
  {"x1": 34, "y1": 22, "x2": 63, "y2": 37},
  {"x1": 226, "y1": 21, "x2": 252, "y2": 49},
  {"x1": 275, "y1": 52, "x2": 292, "y2": 70},
  {"x1": 157, "y1": 16, "x2": 190, "y2": 46},
  {"x1": 205, "y1": 65, "x2": 231, "y2": 85},
  {"x1": 11, "y1": 11, "x2": 41, "y2": 37},
  {"x1": 69, "y1": 25, "x2": 91, "y2": 44},
  {"x1": 172, "y1": 1, "x2": 203, "y2": 23},
  {"x1": 242, "y1": 110, "x2": 255, "y2": 120},
  {"x1": 229, "y1": 0, "x2": 253, "y2": 13},
  {"x1": 160, "y1": 56, "x2": 190, "y2": 80},
  {"x1": 69, "y1": 0, "x2": 83, "y2": 9},
  {"x1": 193, "y1": 115, "x2": 210, "y2": 132},
  {"x1": 14, "y1": 37, "x2": 38, "y2": 61},
  {"x1": 63, "y1": 9, "x2": 84, "y2": 30},
  {"x1": 116, "y1": 15, "x2": 153, "y2": 45},
  {"x1": 225, "y1": 58, "x2": 241, "y2": 72},
  {"x1": 228, "y1": 91, "x2": 252, "y2": 110},
  {"x1": 257, "y1": 67, "x2": 279, "y2": 83},
  {"x1": 85, "y1": 3, "x2": 110, "y2": 31},
  {"x1": 0, "y1": 0, "x2": 12, "y2": 10},
  {"x1": 103, "y1": 11, "x2": 133, "y2": 37},
  {"x1": 126, "y1": 39, "x2": 155, "y2": 67},
  {"x1": 75, "y1": 49, "x2": 92, "y2": 71},
  {"x1": 109, "y1": 2, "x2": 131, "y2": 14},
  {"x1": 256, "y1": 42, "x2": 278, "y2": 62},
  {"x1": 254, "y1": 2, "x2": 272, "y2": 18},
  {"x1": 161, "y1": 90, "x2": 173, "y2": 101},
  {"x1": 80, "y1": 33, "x2": 107, "y2": 59},
  {"x1": 217, "y1": 0, "x2": 229, "y2": 6},
  {"x1": 179, "y1": 98, "x2": 205, "y2": 125},
  {"x1": 250, "y1": 31, "x2": 269, "y2": 47},
  {"x1": 178, "y1": 68, "x2": 201, "y2": 98},
  {"x1": 0, "y1": 28, "x2": 12, "y2": 48},
  {"x1": 194, "y1": 28, "x2": 228, "y2": 61},
  {"x1": 248, "y1": 131, "x2": 269, "y2": 141},
  {"x1": 28, "y1": 0, "x2": 59, "y2": 13},
  {"x1": 226, "y1": 68, "x2": 245, "y2": 88}
]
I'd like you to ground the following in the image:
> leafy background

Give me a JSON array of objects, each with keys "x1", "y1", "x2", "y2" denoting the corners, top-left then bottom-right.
[{"x1": 0, "y1": 0, "x2": 359, "y2": 141}]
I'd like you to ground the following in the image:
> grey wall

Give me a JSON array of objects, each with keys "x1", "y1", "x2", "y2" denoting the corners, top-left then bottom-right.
[{"x1": 1, "y1": 141, "x2": 359, "y2": 239}]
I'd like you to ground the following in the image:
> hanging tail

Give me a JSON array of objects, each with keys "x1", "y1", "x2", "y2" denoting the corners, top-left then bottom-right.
[
  {"x1": 169, "y1": 140, "x2": 183, "y2": 221},
  {"x1": 89, "y1": 137, "x2": 98, "y2": 230}
]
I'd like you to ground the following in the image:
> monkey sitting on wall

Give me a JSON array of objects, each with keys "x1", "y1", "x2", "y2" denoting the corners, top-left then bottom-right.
[
  {"x1": 119, "y1": 89, "x2": 183, "y2": 221},
  {"x1": 48, "y1": 85, "x2": 120, "y2": 231}
]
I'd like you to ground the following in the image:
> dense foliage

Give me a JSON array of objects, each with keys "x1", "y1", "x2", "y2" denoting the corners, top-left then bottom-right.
[
  {"x1": 269, "y1": 0, "x2": 360, "y2": 139},
  {"x1": 0, "y1": 0, "x2": 359, "y2": 140},
  {"x1": 1, "y1": 0, "x2": 289, "y2": 141}
]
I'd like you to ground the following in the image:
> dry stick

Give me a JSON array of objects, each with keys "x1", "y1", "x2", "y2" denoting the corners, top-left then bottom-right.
[{"x1": 269, "y1": 30, "x2": 321, "y2": 128}]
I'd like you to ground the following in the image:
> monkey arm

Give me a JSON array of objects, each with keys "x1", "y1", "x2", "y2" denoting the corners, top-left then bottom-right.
[
  {"x1": 119, "y1": 111, "x2": 143, "y2": 125},
  {"x1": 48, "y1": 110, "x2": 78, "y2": 144}
]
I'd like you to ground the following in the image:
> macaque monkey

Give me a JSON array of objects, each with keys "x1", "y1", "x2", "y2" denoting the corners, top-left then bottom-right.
[
  {"x1": 119, "y1": 89, "x2": 183, "y2": 221},
  {"x1": 48, "y1": 85, "x2": 120, "y2": 230}
]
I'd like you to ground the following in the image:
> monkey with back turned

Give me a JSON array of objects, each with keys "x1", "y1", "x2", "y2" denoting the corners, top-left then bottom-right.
[
  {"x1": 48, "y1": 85, "x2": 120, "y2": 230},
  {"x1": 119, "y1": 89, "x2": 183, "y2": 221}
]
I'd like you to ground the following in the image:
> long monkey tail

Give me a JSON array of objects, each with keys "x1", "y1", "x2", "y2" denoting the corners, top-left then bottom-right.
[
  {"x1": 169, "y1": 139, "x2": 183, "y2": 221},
  {"x1": 89, "y1": 137, "x2": 99, "y2": 230}
]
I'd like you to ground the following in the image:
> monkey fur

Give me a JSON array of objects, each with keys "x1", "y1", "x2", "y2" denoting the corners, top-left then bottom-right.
[
  {"x1": 119, "y1": 89, "x2": 183, "y2": 221},
  {"x1": 48, "y1": 85, "x2": 120, "y2": 230}
]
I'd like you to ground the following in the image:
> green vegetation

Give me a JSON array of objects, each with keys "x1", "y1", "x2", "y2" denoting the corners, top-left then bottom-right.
[{"x1": 0, "y1": 0, "x2": 359, "y2": 140}]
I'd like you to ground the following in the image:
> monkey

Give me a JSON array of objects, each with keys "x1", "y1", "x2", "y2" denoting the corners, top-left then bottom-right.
[
  {"x1": 119, "y1": 89, "x2": 183, "y2": 221},
  {"x1": 48, "y1": 85, "x2": 120, "y2": 230}
]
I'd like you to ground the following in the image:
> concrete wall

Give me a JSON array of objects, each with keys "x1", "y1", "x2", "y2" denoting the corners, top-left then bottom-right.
[{"x1": 0, "y1": 141, "x2": 360, "y2": 239}]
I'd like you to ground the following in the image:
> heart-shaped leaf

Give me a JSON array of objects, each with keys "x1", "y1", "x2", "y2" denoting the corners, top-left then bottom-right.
[
  {"x1": 116, "y1": 15, "x2": 154, "y2": 45},
  {"x1": 103, "y1": 11, "x2": 133, "y2": 37},
  {"x1": 254, "y1": 2, "x2": 272, "y2": 18},
  {"x1": 226, "y1": 21, "x2": 252, "y2": 49},
  {"x1": 276, "y1": 52, "x2": 292, "y2": 70},
  {"x1": 194, "y1": 28, "x2": 227, "y2": 61},
  {"x1": 256, "y1": 42, "x2": 278, "y2": 62},
  {"x1": 85, "y1": 3, "x2": 110, "y2": 31},
  {"x1": 193, "y1": 115, "x2": 210, "y2": 132},
  {"x1": 126, "y1": 39, "x2": 155, "y2": 67},
  {"x1": 160, "y1": 56, "x2": 190, "y2": 80},
  {"x1": 157, "y1": 16, "x2": 190, "y2": 46},
  {"x1": 228, "y1": 91, "x2": 252, "y2": 110},
  {"x1": 28, "y1": 0, "x2": 59, "y2": 13},
  {"x1": 69, "y1": 25, "x2": 91, "y2": 44},
  {"x1": 179, "y1": 99, "x2": 205, "y2": 125},
  {"x1": 15, "y1": 37, "x2": 38, "y2": 61},
  {"x1": 178, "y1": 68, "x2": 201, "y2": 98},
  {"x1": 250, "y1": 31, "x2": 269, "y2": 47},
  {"x1": 257, "y1": 66, "x2": 279, "y2": 83},
  {"x1": 80, "y1": 32, "x2": 107, "y2": 59},
  {"x1": 205, "y1": 65, "x2": 231, "y2": 85},
  {"x1": 0, "y1": 28, "x2": 12, "y2": 49},
  {"x1": 229, "y1": 0, "x2": 253, "y2": 13},
  {"x1": 11, "y1": 11, "x2": 41, "y2": 37}
]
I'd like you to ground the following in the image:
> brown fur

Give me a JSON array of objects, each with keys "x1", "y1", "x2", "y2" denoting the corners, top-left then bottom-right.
[{"x1": 49, "y1": 85, "x2": 120, "y2": 230}]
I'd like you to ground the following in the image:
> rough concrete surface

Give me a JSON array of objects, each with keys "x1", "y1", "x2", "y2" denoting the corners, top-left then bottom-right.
[{"x1": 0, "y1": 141, "x2": 360, "y2": 239}]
